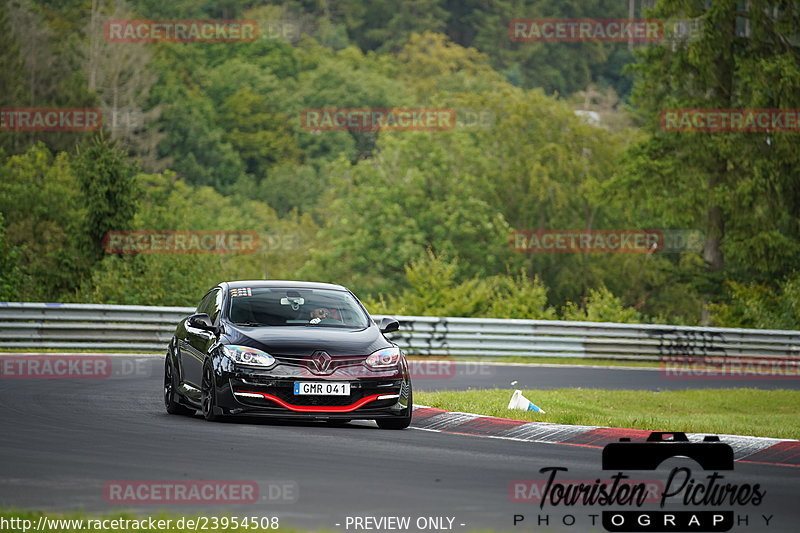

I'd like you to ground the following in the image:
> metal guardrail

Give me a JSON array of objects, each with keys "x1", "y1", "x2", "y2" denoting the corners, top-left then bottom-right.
[{"x1": 1, "y1": 302, "x2": 798, "y2": 361}]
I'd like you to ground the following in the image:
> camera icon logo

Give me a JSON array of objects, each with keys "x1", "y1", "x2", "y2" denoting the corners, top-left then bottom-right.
[{"x1": 602, "y1": 431, "x2": 734, "y2": 471}]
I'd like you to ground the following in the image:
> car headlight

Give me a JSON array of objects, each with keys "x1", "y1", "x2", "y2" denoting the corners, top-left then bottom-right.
[
  {"x1": 222, "y1": 345, "x2": 276, "y2": 368},
  {"x1": 364, "y1": 346, "x2": 401, "y2": 370}
]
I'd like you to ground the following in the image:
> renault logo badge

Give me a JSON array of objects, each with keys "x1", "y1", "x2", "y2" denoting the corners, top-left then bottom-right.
[{"x1": 311, "y1": 351, "x2": 332, "y2": 373}]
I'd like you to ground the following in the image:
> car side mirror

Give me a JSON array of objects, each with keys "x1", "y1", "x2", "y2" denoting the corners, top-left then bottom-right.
[
  {"x1": 188, "y1": 313, "x2": 215, "y2": 332},
  {"x1": 379, "y1": 317, "x2": 400, "y2": 334}
]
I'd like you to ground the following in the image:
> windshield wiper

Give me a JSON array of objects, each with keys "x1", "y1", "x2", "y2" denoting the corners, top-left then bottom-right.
[
  {"x1": 234, "y1": 322, "x2": 264, "y2": 327},
  {"x1": 304, "y1": 323, "x2": 360, "y2": 328}
]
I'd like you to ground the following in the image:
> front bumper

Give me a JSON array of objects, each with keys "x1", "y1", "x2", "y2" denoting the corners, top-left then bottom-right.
[{"x1": 211, "y1": 358, "x2": 411, "y2": 420}]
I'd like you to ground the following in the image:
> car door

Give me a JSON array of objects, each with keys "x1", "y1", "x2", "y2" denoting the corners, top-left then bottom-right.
[{"x1": 181, "y1": 288, "x2": 222, "y2": 395}]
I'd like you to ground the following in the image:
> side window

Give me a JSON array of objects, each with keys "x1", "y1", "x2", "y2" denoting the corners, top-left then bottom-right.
[
  {"x1": 209, "y1": 289, "x2": 223, "y2": 323},
  {"x1": 196, "y1": 288, "x2": 220, "y2": 321},
  {"x1": 195, "y1": 293, "x2": 211, "y2": 314}
]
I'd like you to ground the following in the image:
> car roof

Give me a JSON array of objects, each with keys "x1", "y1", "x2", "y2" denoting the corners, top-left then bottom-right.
[{"x1": 221, "y1": 280, "x2": 349, "y2": 291}]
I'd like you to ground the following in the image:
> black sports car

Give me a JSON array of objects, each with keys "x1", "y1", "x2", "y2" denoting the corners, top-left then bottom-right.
[{"x1": 164, "y1": 280, "x2": 412, "y2": 429}]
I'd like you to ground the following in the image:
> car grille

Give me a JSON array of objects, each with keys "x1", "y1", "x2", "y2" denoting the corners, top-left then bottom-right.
[{"x1": 273, "y1": 354, "x2": 366, "y2": 372}]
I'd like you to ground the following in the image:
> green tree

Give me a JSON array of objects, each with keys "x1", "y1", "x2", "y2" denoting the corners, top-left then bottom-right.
[
  {"x1": 219, "y1": 87, "x2": 302, "y2": 179},
  {"x1": 79, "y1": 171, "x2": 321, "y2": 305},
  {"x1": 395, "y1": 32, "x2": 505, "y2": 100},
  {"x1": 0, "y1": 3, "x2": 27, "y2": 154},
  {"x1": 446, "y1": 0, "x2": 635, "y2": 95},
  {"x1": 616, "y1": 0, "x2": 800, "y2": 321},
  {"x1": 293, "y1": 43, "x2": 412, "y2": 160},
  {"x1": 297, "y1": 132, "x2": 513, "y2": 295},
  {"x1": 72, "y1": 136, "x2": 139, "y2": 260},
  {"x1": 448, "y1": 85, "x2": 665, "y2": 313},
  {"x1": 147, "y1": 48, "x2": 248, "y2": 189},
  {"x1": 0, "y1": 212, "x2": 27, "y2": 300},
  {"x1": 0, "y1": 0, "x2": 96, "y2": 155},
  {"x1": 0, "y1": 143, "x2": 86, "y2": 300},
  {"x1": 379, "y1": 0, "x2": 449, "y2": 52}
]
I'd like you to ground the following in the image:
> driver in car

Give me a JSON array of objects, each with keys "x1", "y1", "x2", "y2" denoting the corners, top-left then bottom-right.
[{"x1": 309, "y1": 307, "x2": 340, "y2": 324}]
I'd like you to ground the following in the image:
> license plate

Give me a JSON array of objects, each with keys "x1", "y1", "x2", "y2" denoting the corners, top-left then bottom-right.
[{"x1": 293, "y1": 382, "x2": 350, "y2": 395}]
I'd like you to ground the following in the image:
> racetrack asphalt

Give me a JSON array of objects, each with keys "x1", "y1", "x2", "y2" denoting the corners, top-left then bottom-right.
[{"x1": 0, "y1": 355, "x2": 797, "y2": 532}]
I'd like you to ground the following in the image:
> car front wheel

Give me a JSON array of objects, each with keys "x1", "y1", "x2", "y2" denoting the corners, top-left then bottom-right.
[
  {"x1": 376, "y1": 390, "x2": 412, "y2": 430},
  {"x1": 201, "y1": 362, "x2": 223, "y2": 422}
]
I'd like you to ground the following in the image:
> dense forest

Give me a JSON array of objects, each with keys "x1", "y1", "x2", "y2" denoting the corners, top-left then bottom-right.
[{"x1": 1, "y1": 0, "x2": 799, "y2": 329}]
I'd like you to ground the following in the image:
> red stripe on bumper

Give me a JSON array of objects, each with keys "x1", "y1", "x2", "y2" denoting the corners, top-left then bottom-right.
[{"x1": 236, "y1": 390, "x2": 386, "y2": 413}]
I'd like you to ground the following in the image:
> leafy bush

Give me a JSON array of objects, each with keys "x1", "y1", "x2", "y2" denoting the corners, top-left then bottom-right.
[
  {"x1": 362, "y1": 250, "x2": 556, "y2": 319},
  {"x1": 561, "y1": 286, "x2": 643, "y2": 323},
  {"x1": 709, "y1": 275, "x2": 800, "y2": 330}
]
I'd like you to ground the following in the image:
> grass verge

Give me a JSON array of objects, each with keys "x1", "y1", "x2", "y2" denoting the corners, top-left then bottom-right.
[{"x1": 416, "y1": 388, "x2": 800, "y2": 440}]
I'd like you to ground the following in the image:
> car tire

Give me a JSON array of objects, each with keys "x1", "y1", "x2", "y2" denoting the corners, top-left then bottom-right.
[
  {"x1": 201, "y1": 361, "x2": 223, "y2": 422},
  {"x1": 164, "y1": 355, "x2": 194, "y2": 416},
  {"x1": 376, "y1": 390, "x2": 412, "y2": 430}
]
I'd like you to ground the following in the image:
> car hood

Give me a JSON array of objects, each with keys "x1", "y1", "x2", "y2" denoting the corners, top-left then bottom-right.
[{"x1": 222, "y1": 323, "x2": 390, "y2": 356}]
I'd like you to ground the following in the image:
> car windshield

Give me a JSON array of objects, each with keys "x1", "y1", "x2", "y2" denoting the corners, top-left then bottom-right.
[{"x1": 227, "y1": 287, "x2": 370, "y2": 328}]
